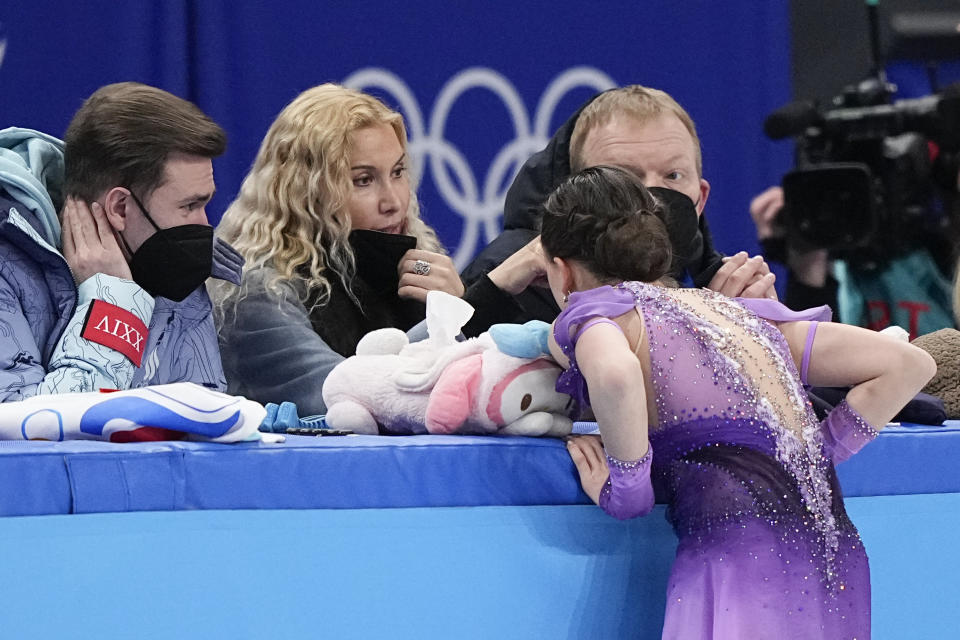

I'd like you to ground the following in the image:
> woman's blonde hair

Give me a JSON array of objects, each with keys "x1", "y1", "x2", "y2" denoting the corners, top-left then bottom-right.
[{"x1": 216, "y1": 83, "x2": 441, "y2": 313}]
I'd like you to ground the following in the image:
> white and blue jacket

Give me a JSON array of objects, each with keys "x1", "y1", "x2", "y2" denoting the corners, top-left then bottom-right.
[{"x1": 0, "y1": 127, "x2": 242, "y2": 401}]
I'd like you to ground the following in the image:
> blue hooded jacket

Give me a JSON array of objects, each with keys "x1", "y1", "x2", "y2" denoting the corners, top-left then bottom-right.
[{"x1": 0, "y1": 127, "x2": 242, "y2": 401}]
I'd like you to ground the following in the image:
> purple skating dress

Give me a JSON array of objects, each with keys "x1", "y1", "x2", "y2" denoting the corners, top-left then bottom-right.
[{"x1": 554, "y1": 282, "x2": 878, "y2": 640}]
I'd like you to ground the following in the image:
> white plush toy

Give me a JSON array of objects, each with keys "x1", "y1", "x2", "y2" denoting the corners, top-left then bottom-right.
[{"x1": 321, "y1": 291, "x2": 573, "y2": 437}]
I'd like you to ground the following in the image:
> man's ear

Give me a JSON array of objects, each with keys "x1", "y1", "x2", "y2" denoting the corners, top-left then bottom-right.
[
  {"x1": 696, "y1": 178, "x2": 711, "y2": 216},
  {"x1": 101, "y1": 187, "x2": 131, "y2": 231}
]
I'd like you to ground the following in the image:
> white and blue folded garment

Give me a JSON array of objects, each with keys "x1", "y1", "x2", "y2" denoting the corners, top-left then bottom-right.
[{"x1": 0, "y1": 383, "x2": 273, "y2": 443}]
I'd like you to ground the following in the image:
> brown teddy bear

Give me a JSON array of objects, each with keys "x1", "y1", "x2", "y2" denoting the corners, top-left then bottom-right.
[{"x1": 912, "y1": 328, "x2": 960, "y2": 419}]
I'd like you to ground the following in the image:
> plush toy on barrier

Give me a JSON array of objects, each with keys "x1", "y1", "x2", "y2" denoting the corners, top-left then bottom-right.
[
  {"x1": 321, "y1": 291, "x2": 574, "y2": 436},
  {"x1": 912, "y1": 328, "x2": 960, "y2": 419}
]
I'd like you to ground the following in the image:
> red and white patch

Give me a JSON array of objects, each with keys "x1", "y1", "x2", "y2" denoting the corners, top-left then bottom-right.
[{"x1": 81, "y1": 300, "x2": 149, "y2": 367}]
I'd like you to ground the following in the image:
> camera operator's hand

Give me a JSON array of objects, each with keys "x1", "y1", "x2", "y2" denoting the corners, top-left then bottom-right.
[
  {"x1": 709, "y1": 252, "x2": 778, "y2": 300},
  {"x1": 749, "y1": 184, "x2": 831, "y2": 290},
  {"x1": 750, "y1": 186, "x2": 785, "y2": 240}
]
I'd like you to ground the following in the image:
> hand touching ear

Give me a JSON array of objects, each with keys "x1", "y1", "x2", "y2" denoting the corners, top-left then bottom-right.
[{"x1": 61, "y1": 197, "x2": 131, "y2": 284}]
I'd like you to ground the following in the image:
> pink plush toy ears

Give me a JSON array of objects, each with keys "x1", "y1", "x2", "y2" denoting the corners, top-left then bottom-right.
[{"x1": 424, "y1": 353, "x2": 483, "y2": 434}]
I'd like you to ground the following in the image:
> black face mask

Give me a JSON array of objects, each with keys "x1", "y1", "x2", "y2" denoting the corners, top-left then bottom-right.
[
  {"x1": 348, "y1": 229, "x2": 416, "y2": 295},
  {"x1": 648, "y1": 186, "x2": 704, "y2": 282},
  {"x1": 125, "y1": 192, "x2": 214, "y2": 302}
]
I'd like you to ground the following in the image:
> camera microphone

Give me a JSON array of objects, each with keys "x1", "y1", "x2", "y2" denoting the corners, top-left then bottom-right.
[{"x1": 763, "y1": 100, "x2": 820, "y2": 140}]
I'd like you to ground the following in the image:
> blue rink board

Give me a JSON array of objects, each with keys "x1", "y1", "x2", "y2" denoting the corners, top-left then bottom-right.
[
  {"x1": 0, "y1": 422, "x2": 957, "y2": 516},
  {"x1": 0, "y1": 494, "x2": 956, "y2": 640},
  {"x1": 0, "y1": 423, "x2": 956, "y2": 638}
]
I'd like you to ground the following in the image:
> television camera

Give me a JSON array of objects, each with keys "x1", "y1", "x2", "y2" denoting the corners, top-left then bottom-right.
[{"x1": 763, "y1": 4, "x2": 960, "y2": 263}]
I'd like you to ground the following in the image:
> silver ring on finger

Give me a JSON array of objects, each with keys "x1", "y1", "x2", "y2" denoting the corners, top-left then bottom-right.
[{"x1": 413, "y1": 259, "x2": 431, "y2": 276}]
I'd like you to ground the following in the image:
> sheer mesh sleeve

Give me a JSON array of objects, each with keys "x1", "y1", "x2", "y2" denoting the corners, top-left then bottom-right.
[
  {"x1": 820, "y1": 400, "x2": 880, "y2": 464},
  {"x1": 598, "y1": 445, "x2": 655, "y2": 520}
]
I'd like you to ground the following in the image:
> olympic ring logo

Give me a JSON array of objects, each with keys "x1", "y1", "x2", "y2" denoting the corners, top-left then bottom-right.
[{"x1": 343, "y1": 66, "x2": 617, "y2": 268}]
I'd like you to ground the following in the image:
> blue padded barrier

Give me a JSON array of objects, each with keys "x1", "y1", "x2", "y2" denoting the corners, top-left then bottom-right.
[
  {"x1": 0, "y1": 423, "x2": 956, "y2": 638},
  {"x1": 833, "y1": 423, "x2": 960, "y2": 496},
  {"x1": 0, "y1": 423, "x2": 958, "y2": 516},
  {"x1": 0, "y1": 496, "x2": 956, "y2": 639}
]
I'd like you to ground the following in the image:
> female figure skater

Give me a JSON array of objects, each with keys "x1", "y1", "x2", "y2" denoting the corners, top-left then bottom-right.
[{"x1": 541, "y1": 165, "x2": 935, "y2": 638}]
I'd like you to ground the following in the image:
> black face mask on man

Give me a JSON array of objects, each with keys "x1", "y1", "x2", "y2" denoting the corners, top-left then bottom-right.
[
  {"x1": 648, "y1": 186, "x2": 704, "y2": 282},
  {"x1": 123, "y1": 191, "x2": 213, "y2": 301}
]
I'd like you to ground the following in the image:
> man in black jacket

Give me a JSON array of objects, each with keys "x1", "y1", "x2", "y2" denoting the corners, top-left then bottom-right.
[{"x1": 462, "y1": 85, "x2": 777, "y2": 323}]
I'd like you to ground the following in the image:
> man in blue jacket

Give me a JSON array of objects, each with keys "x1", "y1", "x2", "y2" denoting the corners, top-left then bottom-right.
[{"x1": 0, "y1": 82, "x2": 242, "y2": 402}]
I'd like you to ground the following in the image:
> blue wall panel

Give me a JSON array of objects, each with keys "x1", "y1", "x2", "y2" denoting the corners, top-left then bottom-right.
[{"x1": 0, "y1": 1, "x2": 793, "y2": 267}]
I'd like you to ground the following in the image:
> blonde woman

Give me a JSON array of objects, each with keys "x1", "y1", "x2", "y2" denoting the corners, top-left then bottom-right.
[{"x1": 215, "y1": 84, "x2": 540, "y2": 416}]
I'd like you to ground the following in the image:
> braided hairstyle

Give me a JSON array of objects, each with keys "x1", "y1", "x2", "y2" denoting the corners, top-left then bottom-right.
[{"x1": 540, "y1": 165, "x2": 672, "y2": 283}]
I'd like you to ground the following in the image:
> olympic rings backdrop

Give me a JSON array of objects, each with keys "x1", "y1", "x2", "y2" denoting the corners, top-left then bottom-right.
[{"x1": 0, "y1": 1, "x2": 795, "y2": 265}]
